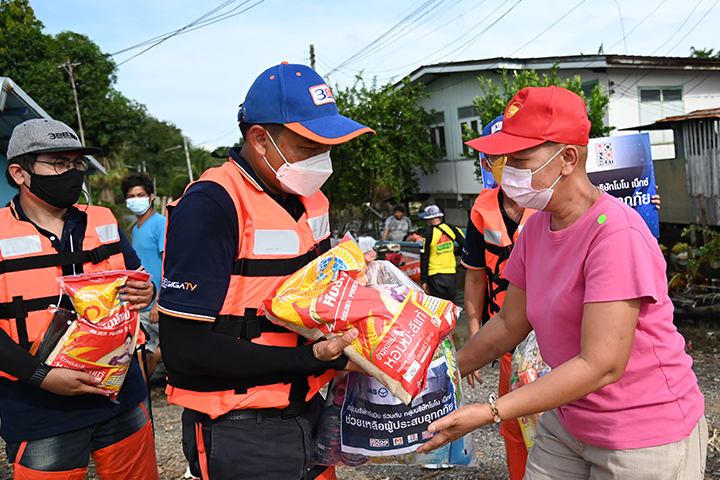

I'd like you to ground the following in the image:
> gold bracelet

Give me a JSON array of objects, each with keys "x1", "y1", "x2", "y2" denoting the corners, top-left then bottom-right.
[{"x1": 488, "y1": 394, "x2": 502, "y2": 424}]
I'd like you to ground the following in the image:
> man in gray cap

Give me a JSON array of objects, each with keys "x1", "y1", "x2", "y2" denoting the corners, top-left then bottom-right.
[{"x1": 0, "y1": 118, "x2": 159, "y2": 478}]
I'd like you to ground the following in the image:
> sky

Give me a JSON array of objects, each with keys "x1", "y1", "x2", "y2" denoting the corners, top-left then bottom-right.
[{"x1": 29, "y1": 0, "x2": 720, "y2": 150}]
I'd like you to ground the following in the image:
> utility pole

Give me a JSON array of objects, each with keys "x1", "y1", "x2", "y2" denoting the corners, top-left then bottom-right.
[
  {"x1": 310, "y1": 44, "x2": 315, "y2": 70},
  {"x1": 164, "y1": 138, "x2": 194, "y2": 183},
  {"x1": 183, "y1": 137, "x2": 194, "y2": 182},
  {"x1": 58, "y1": 61, "x2": 85, "y2": 146}
]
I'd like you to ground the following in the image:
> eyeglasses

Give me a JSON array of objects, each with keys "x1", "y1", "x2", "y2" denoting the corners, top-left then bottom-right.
[
  {"x1": 485, "y1": 155, "x2": 507, "y2": 167},
  {"x1": 35, "y1": 156, "x2": 90, "y2": 174}
]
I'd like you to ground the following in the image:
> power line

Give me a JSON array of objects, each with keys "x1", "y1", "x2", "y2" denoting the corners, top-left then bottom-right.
[
  {"x1": 372, "y1": 0, "x2": 515, "y2": 78},
  {"x1": 650, "y1": 0, "x2": 704, "y2": 56},
  {"x1": 115, "y1": 0, "x2": 265, "y2": 67},
  {"x1": 507, "y1": 0, "x2": 588, "y2": 57},
  {"x1": 326, "y1": 0, "x2": 444, "y2": 76},
  {"x1": 605, "y1": 0, "x2": 667, "y2": 53},
  {"x1": 665, "y1": 0, "x2": 720, "y2": 56}
]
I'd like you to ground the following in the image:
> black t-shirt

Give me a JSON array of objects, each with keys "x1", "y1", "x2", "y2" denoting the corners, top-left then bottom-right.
[{"x1": 0, "y1": 197, "x2": 147, "y2": 442}]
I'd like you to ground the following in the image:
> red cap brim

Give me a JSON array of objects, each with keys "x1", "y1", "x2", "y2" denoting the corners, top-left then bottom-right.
[{"x1": 465, "y1": 131, "x2": 545, "y2": 156}]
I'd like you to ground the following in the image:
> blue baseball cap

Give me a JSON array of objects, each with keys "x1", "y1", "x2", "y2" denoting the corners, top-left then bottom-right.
[
  {"x1": 466, "y1": 115, "x2": 504, "y2": 158},
  {"x1": 238, "y1": 62, "x2": 375, "y2": 145}
]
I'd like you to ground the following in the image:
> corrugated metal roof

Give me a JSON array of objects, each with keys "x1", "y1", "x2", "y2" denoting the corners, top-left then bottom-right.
[{"x1": 656, "y1": 107, "x2": 720, "y2": 123}]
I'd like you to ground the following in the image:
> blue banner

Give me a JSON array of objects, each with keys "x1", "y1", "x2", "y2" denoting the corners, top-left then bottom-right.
[{"x1": 586, "y1": 133, "x2": 659, "y2": 238}]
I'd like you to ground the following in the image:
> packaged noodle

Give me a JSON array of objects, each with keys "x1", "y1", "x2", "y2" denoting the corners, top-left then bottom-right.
[
  {"x1": 44, "y1": 270, "x2": 150, "y2": 400},
  {"x1": 509, "y1": 331, "x2": 551, "y2": 448},
  {"x1": 262, "y1": 236, "x2": 460, "y2": 404}
]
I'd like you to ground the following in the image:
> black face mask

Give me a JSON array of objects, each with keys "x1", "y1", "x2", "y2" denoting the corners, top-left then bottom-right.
[{"x1": 26, "y1": 168, "x2": 85, "y2": 208}]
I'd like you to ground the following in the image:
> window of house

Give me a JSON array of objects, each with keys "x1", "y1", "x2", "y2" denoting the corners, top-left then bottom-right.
[
  {"x1": 428, "y1": 112, "x2": 447, "y2": 158},
  {"x1": 581, "y1": 79, "x2": 599, "y2": 99},
  {"x1": 458, "y1": 106, "x2": 481, "y2": 156},
  {"x1": 639, "y1": 87, "x2": 684, "y2": 145}
]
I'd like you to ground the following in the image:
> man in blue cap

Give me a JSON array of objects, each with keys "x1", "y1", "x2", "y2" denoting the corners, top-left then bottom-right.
[{"x1": 158, "y1": 63, "x2": 374, "y2": 480}]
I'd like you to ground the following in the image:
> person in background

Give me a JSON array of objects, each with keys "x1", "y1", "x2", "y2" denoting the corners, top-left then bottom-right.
[
  {"x1": 0, "y1": 118, "x2": 157, "y2": 479},
  {"x1": 381, "y1": 204, "x2": 412, "y2": 241},
  {"x1": 121, "y1": 172, "x2": 165, "y2": 379},
  {"x1": 419, "y1": 86, "x2": 706, "y2": 480},
  {"x1": 419, "y1": 205, "x2": 464, "y2": 302}
]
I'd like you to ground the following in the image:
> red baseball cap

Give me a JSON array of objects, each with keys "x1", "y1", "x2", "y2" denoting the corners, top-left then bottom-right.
[{"x1": 466, "y1": 86, "x2": 591, "y2": 155}]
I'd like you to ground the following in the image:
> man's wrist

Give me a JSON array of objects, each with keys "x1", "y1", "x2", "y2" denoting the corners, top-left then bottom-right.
[{"x1": 28, "y1": 362, "x2": 53, "y2": 388}]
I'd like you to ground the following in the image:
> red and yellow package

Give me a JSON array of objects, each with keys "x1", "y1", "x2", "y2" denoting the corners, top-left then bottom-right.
[
  {"x1": 262, "y1": 237, "x2": 458, "y2": 404},
  {"x1": 46, "y1": 270, "x2": 150, "y2": 400}
]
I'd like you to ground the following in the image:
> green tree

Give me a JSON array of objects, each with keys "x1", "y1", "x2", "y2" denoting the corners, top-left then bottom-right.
[
  {"x1": 326, "y1": 76, "x2": 443, "y2": 211},
  {"x1": 689, "y1": 46, "x2": 720, "y2": 59},
  {"x1": 463, "y1": 66, "x2": 613, "y2": 179}
]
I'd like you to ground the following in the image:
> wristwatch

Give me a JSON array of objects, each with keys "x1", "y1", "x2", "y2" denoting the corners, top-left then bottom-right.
[{"x1": 488, "y1": 394, "x2": 502, "y2": 424}]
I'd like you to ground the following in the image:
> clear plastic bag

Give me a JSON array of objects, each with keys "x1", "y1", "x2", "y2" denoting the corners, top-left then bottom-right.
[
  {"x1": 263, "y1": 237, "x2": 460, "y2": 404},
  {"x1": 509, "y1": 331, "x2": 551, "y2": 448},
  {"x1": 314, "y1": 337, "x2": 477, "y2": 467}
]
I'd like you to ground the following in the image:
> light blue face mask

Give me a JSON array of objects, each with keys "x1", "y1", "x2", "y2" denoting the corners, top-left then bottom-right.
[{"x1": 126, "y1": 197, "x2": 151, "y2": 215}]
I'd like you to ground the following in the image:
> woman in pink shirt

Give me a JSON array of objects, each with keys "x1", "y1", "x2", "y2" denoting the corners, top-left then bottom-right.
[{"x1": 418, "y1": 86, "x2": 706, "y2": 479}]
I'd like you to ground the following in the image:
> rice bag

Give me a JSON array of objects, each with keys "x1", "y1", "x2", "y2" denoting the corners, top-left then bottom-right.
[
  {"x1": 262, "y1": 237, "x2": 460, "y2": 404},
  {"x1": 509, "y1": 331, "x2": 551, "y2": 448},
  {"x1": 45, "y1": 270, "x2": 150, "y2": 400},
  {"x1": 314, "y1": 338, "x2": 477, "y2": 467}
]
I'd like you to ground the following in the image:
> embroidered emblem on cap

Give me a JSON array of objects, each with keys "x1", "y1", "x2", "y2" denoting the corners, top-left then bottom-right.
[
  {"x1": 309, "y1": 84, "x2": 336, "y2": 106},
  {"x1": 506, "y1": 102, "x2": 522, "y2": 118},
  {"x1": 491, "y1": 120, "x2": 503, "y2": 134}
]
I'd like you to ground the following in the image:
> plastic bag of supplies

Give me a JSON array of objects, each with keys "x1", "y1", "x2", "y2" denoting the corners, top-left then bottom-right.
[
  {"x1": 262, "y1": 236, "x2": 460, "y2": 404},
  {"x1": 509, "y1": 331, "x2": 552, "y2": 448},
  {"x1": 39, "y1": 270, "x2": 150, "y2": 400},
  {"x1": 313, "y1": 338, "x2": 477, "y2": 467}
]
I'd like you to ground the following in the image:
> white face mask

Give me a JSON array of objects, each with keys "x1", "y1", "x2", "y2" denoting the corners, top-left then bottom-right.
[
  {"x1": 264, "y1": 132, "x2": 333, "y2": 197},
  {"x1": 500, "y1": 146, "x2": 565, "y2": 211},
  {"x1": 126, "y1": 197, "x2": 151, "y2": 215}
]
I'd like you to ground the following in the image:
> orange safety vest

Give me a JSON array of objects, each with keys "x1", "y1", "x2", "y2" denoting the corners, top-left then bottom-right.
[
  {"x1": 0, "y1": 201, "x2": 126, "y2": 376},
  {"x1": 165, "y1": 160, "x2": 336, "y2": 418},
  {"x1": 469, "y1": 188, "x2": 534, "y2": 322}
]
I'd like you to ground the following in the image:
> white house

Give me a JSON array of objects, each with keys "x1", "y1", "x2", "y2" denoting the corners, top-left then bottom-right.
[{"x1": 408, "y1": 55, "x2": 720, "y2": 226}]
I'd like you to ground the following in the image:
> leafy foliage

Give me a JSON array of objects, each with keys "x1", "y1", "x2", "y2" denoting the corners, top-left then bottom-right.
[
  {"x1": 325, "y1": 76, "x2": 443, "y2": 211},
  {"x1": 689, "y1": 47, "x2": 720, "y2": 59},
  {"x1": 462, "y1": 66, "x2": 613, "y2": 179},
  {"x1": 0, "y1": 0, "x2": 213, "y2": 203}
]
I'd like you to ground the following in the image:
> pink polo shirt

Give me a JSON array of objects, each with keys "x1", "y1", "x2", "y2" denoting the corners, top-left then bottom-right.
[{"x1": 504, "y1": 193, "x2": 704, "y2": 449}]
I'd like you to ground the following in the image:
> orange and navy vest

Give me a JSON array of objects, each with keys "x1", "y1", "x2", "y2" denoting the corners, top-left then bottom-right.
[
  {"x1": 469, "y1": 188, "x2": 534, "y2": 322},
  {"x1": 164, "y1": 160, "x2": 336, "y2": 418},
  {"x1": 0, "y1": 201, "x2": 126, "y2": 377}
]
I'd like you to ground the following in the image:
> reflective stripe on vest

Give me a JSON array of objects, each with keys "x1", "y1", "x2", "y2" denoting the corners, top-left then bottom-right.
[
  {"x1": 470, "y1": 188, "x2": 534, "y2": 320},
  {"x1": 0, "y1": 203, "x2": 126, "y2": 372},
  {"x1": 165, "y1": 160, "x2": 335, "y2": 418}
]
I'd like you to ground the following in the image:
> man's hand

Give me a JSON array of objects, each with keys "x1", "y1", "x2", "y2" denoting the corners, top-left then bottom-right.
[
  {"x1": 313, "y1": 329, "x2": 359, "y2": 362},
  {"x1": 421, "y1": 282, "x2": 430, "y2": 295},
  {"x1": 466, "y1": 370, "x2": 483, "y2": 388},
  {"x1": 40, "y1": 368, "x2": 110, "y2": 397},
  {"x1": 364, "y1": 250, "x2": 377, "y2": 263},
  {"x1": 119, "y1": 280, "x2": 154, "y2": 311},
  {"x1": 149, "y1": 302, "x2": 160, "y2": 323}
]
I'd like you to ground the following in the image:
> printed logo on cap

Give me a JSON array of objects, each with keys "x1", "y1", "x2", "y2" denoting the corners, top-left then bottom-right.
[
  {"x1": 506, "y1": 102, "x2": 522, "y2": 118},
  {"x1": 309, "y1": 84, "x2": 336, "y2": 106},
  {"x1": 491, "y1": 120, "x2": 503, "y2": 134}
]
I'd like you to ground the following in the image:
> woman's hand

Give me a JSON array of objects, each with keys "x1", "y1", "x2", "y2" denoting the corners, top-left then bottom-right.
[{"x1": 416, "y1": 403, "x2": 489, "y2": 454}]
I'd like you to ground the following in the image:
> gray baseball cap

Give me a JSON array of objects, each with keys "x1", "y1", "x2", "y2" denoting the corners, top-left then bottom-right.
[{"x1": 6, "y1": 118, "x2": 102, "y2": 161}]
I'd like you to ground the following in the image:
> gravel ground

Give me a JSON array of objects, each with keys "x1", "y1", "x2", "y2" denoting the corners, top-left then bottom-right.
[{"x1": 0, "y1": 325, "x2": 717, "y2": 480}]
